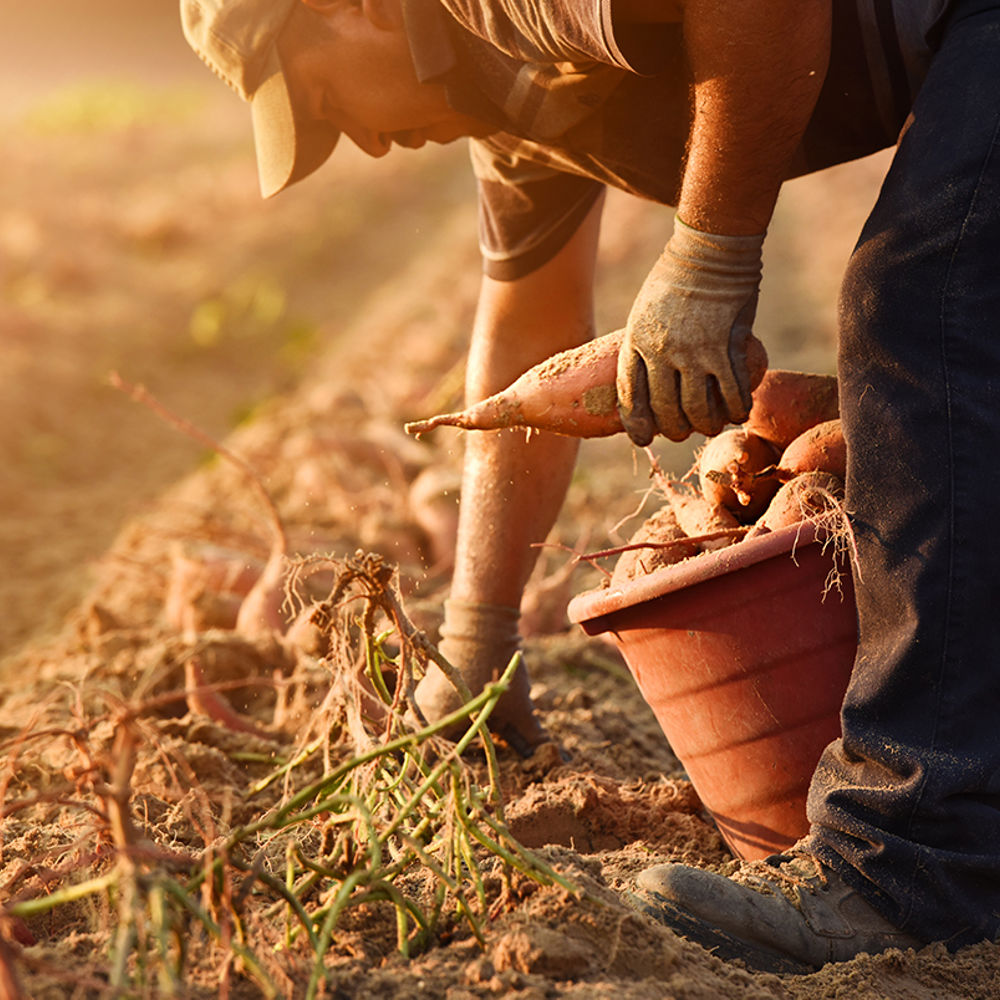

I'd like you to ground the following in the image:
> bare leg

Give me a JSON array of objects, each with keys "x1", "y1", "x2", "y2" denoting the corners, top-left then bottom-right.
[{"x1": 415, "y1": 196, "x2": 604, "y2": 749}]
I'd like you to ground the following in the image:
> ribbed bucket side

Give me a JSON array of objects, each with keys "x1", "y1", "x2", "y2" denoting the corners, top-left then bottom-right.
[{"x1": 568, "y1": 528, "x2": 857, "y2": 860}]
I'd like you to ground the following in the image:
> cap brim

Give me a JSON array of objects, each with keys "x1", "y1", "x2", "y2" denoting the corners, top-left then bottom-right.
[{"x1": 250, "y1": 49, "x2": 340, "y2": 198}]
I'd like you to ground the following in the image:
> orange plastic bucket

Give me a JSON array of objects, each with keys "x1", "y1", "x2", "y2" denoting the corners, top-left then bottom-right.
[{"x1": 567, "y1": 520, "x2": 856, "y2": 861}]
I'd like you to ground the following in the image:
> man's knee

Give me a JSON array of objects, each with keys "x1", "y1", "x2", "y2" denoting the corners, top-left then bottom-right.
[{"x1": 837, "y1": 232, "x2": 893, "y2": 357}]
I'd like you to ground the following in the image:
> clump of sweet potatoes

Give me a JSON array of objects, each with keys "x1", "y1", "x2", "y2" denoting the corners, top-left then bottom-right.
[{"x1": 606, "y1": 366, "x2": 847, "y2": 582}]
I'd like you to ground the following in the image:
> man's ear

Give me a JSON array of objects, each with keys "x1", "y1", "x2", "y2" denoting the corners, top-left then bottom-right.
[
  {"x1": 299, "y1": 0, "x2": 403, "y2": 31},
  {"x1": 298, "y1": 0, "x2": 340, "y2": 14},
  {"x1": 360, "y1": 0, "x2": 404, "y2": 31}
]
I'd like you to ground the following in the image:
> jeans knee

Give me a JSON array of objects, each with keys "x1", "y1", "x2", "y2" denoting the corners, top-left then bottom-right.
[{"x1": 838, "y1": 234, "x2": 889, "y2": 364}]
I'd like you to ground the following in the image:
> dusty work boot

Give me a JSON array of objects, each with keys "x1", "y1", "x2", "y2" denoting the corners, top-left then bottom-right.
[{"x1": 630, "y1": 849, "x2": 924, "y2": 973}]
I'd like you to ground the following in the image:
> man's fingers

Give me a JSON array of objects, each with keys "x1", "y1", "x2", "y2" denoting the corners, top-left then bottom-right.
[
  {"x1": 725, "y1": 308, "x2": 760, "y2": 419},
  {"x1": 713, "y1": 361, "x2": 752, "y2": 427},
  {"x1": 617, "y1": 348, "x2": 657, "y2": 446},
  {"x1": 648, "y1": 364, "x2": 692, "y2": 441},
  {"x1": 678, "y1": 372, "x2": 727, "y2": 438}
]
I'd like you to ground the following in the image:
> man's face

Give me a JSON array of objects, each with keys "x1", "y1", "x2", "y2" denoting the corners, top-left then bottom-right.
[{"x1": 281, "y1": 2, "x2": 493, "y2": 158}]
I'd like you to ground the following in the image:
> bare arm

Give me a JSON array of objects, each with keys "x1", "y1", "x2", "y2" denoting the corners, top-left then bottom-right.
[
  {"x1": 612, "y1": 0, "x2": 831, "y2": 227},
  {"x1": 452, "y1": 194, "x2": 604, "y2": 605},
  {"x1": 678, "y1": 0, "x2": 831, "y2": 233},
  {"x1": 614, "y1": 0, "x2": 832, "y2": 443}
]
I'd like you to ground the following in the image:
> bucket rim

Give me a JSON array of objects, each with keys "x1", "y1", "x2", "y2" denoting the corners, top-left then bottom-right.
[{"x1": 567, "y1": 517, "x2": 836, "y2": 627}]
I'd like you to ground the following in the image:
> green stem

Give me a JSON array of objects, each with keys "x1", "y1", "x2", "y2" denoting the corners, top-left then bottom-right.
[
  {"x1": 233, "y1": 678, "x2": 509, "y2": 845},
  {"x1": 255, "y1": 870, "x2": 320, "y2": 952},
  {"x1": 377, "y1": 659, "x2": 517, "y2": 845},
  {"x1": 305, "y1": 869, "x2": 368, "y2": 1000},
  {"x1": 159, "y1": 878, "x2": 277, "y2": 999},
  {"x1": 7, "y1": 871, "x2": 118, "y2": 919},
  {"x1": 249, "y1": 736, "x2": 323, "y2": 796},
  {"x1": 400, "y1": 833, "x2": 484, "y2": 946}
]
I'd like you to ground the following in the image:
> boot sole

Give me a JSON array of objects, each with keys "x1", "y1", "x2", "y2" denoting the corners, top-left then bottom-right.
[{"x1": 626, "y1": 889, "x2": 818, "y2": 975}]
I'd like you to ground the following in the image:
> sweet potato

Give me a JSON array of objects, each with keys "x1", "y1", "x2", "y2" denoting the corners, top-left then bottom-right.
[
  {"x1": 778, "y1": 418, "x2": 847, "y2": 480},
  {"x1": 283, "y1": 602, "x2": 331, "y2": 658},
  {"x1": 234, "y1": 547, "x2": 289, "y2": 637},
  {"x1": 611, "y1": 505, "x2": 690, "y2": 586},
  {"x1": 661, "y1": 480, "x2": 742, "y2": 552},
  {"x1": 164, "y1": 542, "x2": 263, "y2": 634},
  {"x1": 406, "y1": 330, "x2": 768, "y2": 439},
  {"x1": 408, "y1": 465, "x2": 461, "y2": 571},
  {"x1": 406, "y1": 329, "x2": 624, "y2": 437},
  {"x1": 746, "y1": 471, "x2": 844, "y2": 537},
  {"x1": 745, "y1": 369, "x2": 839, "y2": 450},
  {"x1": 184, "y1": 657, "x2": 271, "y2": 739},
  {"x1": 697, "y1": 426, "x2": 780, "y2": 523}
]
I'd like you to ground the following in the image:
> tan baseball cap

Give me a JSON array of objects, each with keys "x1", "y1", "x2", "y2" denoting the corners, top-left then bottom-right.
[{"x1": 180, "y1": 0, "x2": 339, "y2": 197}]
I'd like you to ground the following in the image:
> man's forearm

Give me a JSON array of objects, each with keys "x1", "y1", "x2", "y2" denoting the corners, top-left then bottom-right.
[
  {"x1": 613, "y1": 1, "x2": 830, "y2": 442},
  {"x1": 678, "y1": 0, "x2": 832, "y2": 235}
]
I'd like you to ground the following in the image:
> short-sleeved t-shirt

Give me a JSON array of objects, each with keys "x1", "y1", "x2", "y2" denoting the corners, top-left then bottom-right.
[{"x1": 401, "y1": 0, "x2": 953, "y2": 280}]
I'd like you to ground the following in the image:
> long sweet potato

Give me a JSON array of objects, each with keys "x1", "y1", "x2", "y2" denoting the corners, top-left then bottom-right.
[
  {"x1": 745, "y1": 369, "x2": 839, "y2": 450},
  {"x1": 697, "y1": 426, "x2": 780, "y2": 523},
  {"x1": 406, "y1": 331, "x2": 768, "y2": 439},
  {"x1": 406, "y1": 330, "x2": 625, "y2": 437},
  {"x1": 778, "y1": 418, "x2": 847, "y2": 480}
]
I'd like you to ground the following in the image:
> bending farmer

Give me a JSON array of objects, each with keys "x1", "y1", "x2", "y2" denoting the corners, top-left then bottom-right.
[{"x1": 181, "y1": 0, "x2": 1000, "y2": 972}]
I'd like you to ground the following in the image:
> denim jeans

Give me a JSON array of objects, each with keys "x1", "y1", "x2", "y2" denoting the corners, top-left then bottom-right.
[{"x1": 804, "y1": 0, "x2": 1000, "y2": 948}]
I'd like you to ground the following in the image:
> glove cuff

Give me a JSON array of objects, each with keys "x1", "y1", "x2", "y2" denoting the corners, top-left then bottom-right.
[{"x1": 669, "y1": 216, "x2": 765, "y2": 276}]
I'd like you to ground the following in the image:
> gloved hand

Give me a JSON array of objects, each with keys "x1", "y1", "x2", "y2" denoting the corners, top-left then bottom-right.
[
  {"x1": 617, "y1": 216, "x2": 766, "y2": 445},
  {"x1": 413, "y1": 599, "x2": 546, "y2": 756}
]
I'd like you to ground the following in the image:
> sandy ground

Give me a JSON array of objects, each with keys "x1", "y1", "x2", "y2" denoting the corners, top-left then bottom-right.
[{"x1": 3, "y1": 8, "x2": 999, "y2": 999}]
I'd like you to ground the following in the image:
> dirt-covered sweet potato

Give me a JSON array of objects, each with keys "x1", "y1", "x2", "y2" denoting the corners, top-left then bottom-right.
[
  {"x1": 778, "y1": 418, "x2": 847, "y2": 480},
  {"x1": 746, "y1": 470, "x2": 845, "y2": 537},
  {"x1": 697, "y1": 426, "x2": 780, "y2": 523},
  {"x1": 661, "y1": 481, "x2": 742, "y2": 552},
  {"x1": 611, "y1": 505, "x2": 690, "y2": 585},
  {"x1": 745, "y1": 369, "x2": 839, "y2": 450}
]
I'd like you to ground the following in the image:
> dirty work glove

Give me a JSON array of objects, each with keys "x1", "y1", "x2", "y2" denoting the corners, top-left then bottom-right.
[
  {"x1": 413, "y1": 599, "x2": 546, "y2": 757},
  {"x1": 617, "y1": 216, "x2": 766, "y2": 445}
]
